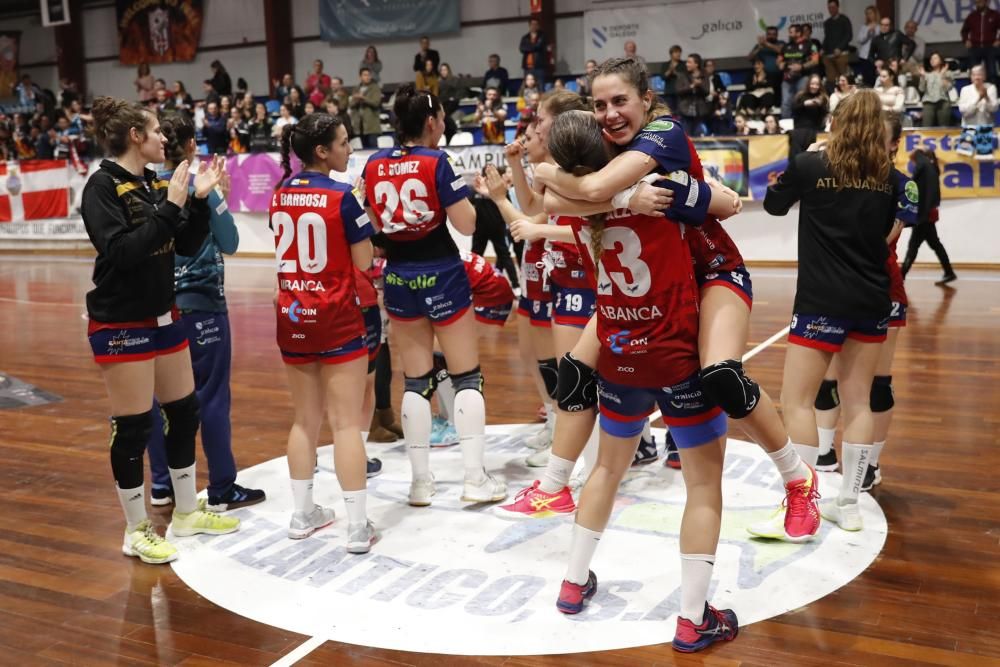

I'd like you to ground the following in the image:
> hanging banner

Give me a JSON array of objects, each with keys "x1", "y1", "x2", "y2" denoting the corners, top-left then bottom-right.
[
  {"x1": 116, "y1": 0, "x2": 203, "y2": 65},
  {"x1": 899, "y1": 0, "x2": 1000, "y2": 45},
  {"x1": 319, "y1": 0, "x2": 460, "y2": 42},
  {"x1": 0, "y1": 31, "x2": 19, "y2": 99},
  {"x1": 897, "y1": 127, "x2": 1000, "y2": 199}
]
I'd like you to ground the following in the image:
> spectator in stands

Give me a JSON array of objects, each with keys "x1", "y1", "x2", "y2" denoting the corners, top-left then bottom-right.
[
  {"x1": 483, "y1": 54, "x2": 510, "y2": 97},
  {"x1": 328, "y1": 77, "x2": 350, "y2": 115},
  {"x1": 822, "y1": 1, "x2": 853, "y2": 82},
  {"x1": 476, "y1": 86, "x2": 507, "y2": 145},
  {"x1": 248, "y1": 102, "x2": 272, "y2": 152},
  {"x1": 286, "y1": 87, "x2": 305, "y2": 118},
  {"x1": 305, "y1": 59, "x2": 331, "y2": 108},
  {"x1": 152, "y1": 88, "x2": 171, "y2": 112},
  {"x1": 135, "y1": 63, "x2": 155, "y2": 102},
  {"x1": 416, "y1": 57, "x2": 440, "y2": 96},
  {"x1": 272, "y1": 103, "x2": 297, "y2": 138},
  {"x1": 516, "y1": 73, "x2": 540, "y2": 112},
  {"x1": 875, "y1": 68, "x2": 905, "y2": 112},
  {"x1": 763, "y1": 114, "x2": 783, "y2": 135},
  {"x1": 203, "y1": 101, "x2": 228, "y2": 154},
  {"x1": 171, "y1": 81, "x2": 193, "y2": 112},
  {"x1": 303, "y1": 101, "x2": 316, "y2": 116},
  {"x1": 57, "y1": 78, "x2": 79, "y2": 109},
  {"x1": 438, "y1": 63, "x2": 463, "y2": 143},
  {"x1": 903, "y1": 20, "x2": 926, "y2": 65},
  {"x1": 202, "y1": 80, "x2": 220, "y2": 107},
  {"x1": 236, "y1": 92, "x2": 254, "y2": 119},
  {"x1": 210, "y1": 60, "x2": 232, "y2": 96},
  {"x1": 273, "y1": 73, "x2": 300, "y2": 101},
  {"x1": 350, "y1": 67, "x2": 383, "y2": 148},
  {"x1": 361, "y1": 45, "x2": 383, "y2": 84},
  {"x1": 624, "y1": 40, "x2": 646, "y2": 68},
  {"x1": 749, "y1": 26, "x2": 784, "y2": 94},
  {"x1": 780, "y1": 24, "x2": 818, "y2": 118},
  {"x1": 789, "y1": 74, "x2": 828, "y2": 159},
  {"x1": 576, "y1": 59, "x2": 597, "y2": 99},
  {"x1": 869, "y1": 17, "x2": 912, "y2": 70},
  {"x1": 35, "y1": 122, "x2": 57, "y2": 159},
  {"x1": 323, "y1": 98, "x2": 352, "y2": 138},
  {"x1": 663, "y1": 45, "x2": 683, "y2": 111},
  {"x1": 227, "y1": 107, "x2": 249, "y2": 153},
  {"x1": 800, "y1": 24, "x2": 824, "y2": 80},
  {"x1": 15, "y1": 75, "x2": 41, "y2": 107},
  {"x1": 520, "y1": 18, "x2": 548, "y2": 87},
  {"x1": 413, "y1": 35, "x2": 440, "y2": 76},
  {"x1": 962, "y1": 0, "x2": 1000, "y2": 84},
  {"x1": 738, "y1": 59, "x2": 777, "y2": 117},
  {"x1": 220, "y1": 95, "x2": 232, "y2": 119},
  {"x1": 704, "y1": 59, "x2": 729, "y2": 134},
  {"x1": 958, "y1": 64, "x2": 999, "y2": 126},
  {"x1": 856, "y1": 5, "x2": 879, "y2": 63},
  {"x1": 733, "y1": 113, "x2": 757, "y2": 136},
  {"x1": 676, "y1": 52, "x2": 710, "y2": 137},
  {"x1": 829, "y1": 74, "x2": 857, "y2": 112},
  {"x1": 471, "y1": 165, "x2": 519, "y2": 289},
  {"x1": 919, "y1": 52, "x2": 954, "y2": 127},
  {"x1": 515, "y1": 92, "x2": 540, "y2": 137}
]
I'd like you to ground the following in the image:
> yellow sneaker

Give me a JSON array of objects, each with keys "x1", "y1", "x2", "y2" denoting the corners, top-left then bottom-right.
[
  {"x1": 123, "y1": 519, "x2": 178, "y2": 564},
  {"x1": 171, "y1": 498, "x2": 240, "y2": 537}
]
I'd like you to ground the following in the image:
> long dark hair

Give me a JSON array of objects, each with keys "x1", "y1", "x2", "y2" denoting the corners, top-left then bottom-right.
[
  {"x1": 393, "y1": 83, "x2": 442, "y2": 144},
  {"x1": 910, "y1": 147, "x2": 941, "y2": 173},
  {"x1": 277, "y1": 113, "x2": 344, "y2": 187},
  {"x1": 159, "y1": 112, "x2": 195, "y2": 167}
]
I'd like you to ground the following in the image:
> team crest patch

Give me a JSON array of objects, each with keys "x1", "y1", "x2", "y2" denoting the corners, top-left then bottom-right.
[
  {"x1": 904, "y1": 180, "x2": 919, "y2": 203},
  {"x1": 642, "y1": 120, "x2": 675, "y2": 133}
]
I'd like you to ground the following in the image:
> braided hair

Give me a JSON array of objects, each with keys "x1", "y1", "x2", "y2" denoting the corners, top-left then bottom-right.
[
  {"x1": 158, "y1": 111, "x2": 195, "y2": 167},
  {"x1": 277, "y1": 112, "x2": 344, "y2": 188}
]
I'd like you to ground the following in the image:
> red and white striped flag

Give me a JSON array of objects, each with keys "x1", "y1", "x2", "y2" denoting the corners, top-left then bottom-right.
[{"x1": 0, "y1": 160, "x2": 71, "y2": 223}]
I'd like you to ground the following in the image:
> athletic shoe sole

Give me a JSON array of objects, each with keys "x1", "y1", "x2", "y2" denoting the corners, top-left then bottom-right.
[
  {"x1": 814, "y1": 463, "x2": 839, "y2": 472},
  {"x1": 206, "y1": 494, "x2": 266, "y2": 513},
  {"x1": 287, "y1": 518, "x2": 335, "y2": 540},
  {"x1": 122, "y1": 544, "x2": 178, "y2": 564},
  {"x1": 632, "y1": 452, "x2": 658, "y2": 466},
  {"x1": 150, "y1": 496, "x2": 174, "y2": 507}
]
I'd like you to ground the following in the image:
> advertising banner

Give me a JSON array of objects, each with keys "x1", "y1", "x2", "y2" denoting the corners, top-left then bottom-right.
[
  {"x1": 319, "y1": 0, "x2": 460, "y2": 42},
  {"x1": 896, "y1": 127, "x2": 1000, "y2": 199},
  {"x1": 898, "y1": 0, "x2": 1000, "y2": 45},
  {"x1": 116, "y1": 0, "x2": 203, "y2": 65}
]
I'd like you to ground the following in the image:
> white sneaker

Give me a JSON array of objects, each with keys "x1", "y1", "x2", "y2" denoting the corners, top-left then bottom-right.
[
  {"x1": 821, "y1": 501, "x2": 863, "y2": 531},
  {"x1": 288, "y1": 504, "x2": 336, "y2": 539},
  {"x1": 409, "y1": 476, "x2": 436, "y2": 507},
  {"x1": 123, "y1": 519, "x2": 178, "y2": 564},
  {"x1": 462, "y1": 472, "x2": 508, "y2": 503},
  {"x1": 526, "y1": 446, "x2": 551, "y2": 467},
  {"x1": 524, "y1": 425, "x2": 553, "y2": 451},
  {"x1": 347, "y1": 520, "x2": 379, "y2": 554}
]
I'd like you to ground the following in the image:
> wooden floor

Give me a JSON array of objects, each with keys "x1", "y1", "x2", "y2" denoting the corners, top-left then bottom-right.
[{"x1": 1, "y1": 255, "x2": 998, "y2": 666}]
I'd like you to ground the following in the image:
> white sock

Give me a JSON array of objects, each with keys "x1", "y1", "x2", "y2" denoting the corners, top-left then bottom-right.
[
  {"x1": 680, "y1": 553, "x2": 716, "y2": 624},
  {"x1": 117, "y1": 483, "x2": 147, "y2": 532},
  {"x1": 578, "y1": 423, "x2": 600, "y2": 481},
  {"x1": 641, "y1": 420, "x2": 652, "y2": 442},
  {"x1": 291, "y1": 478, "x2": 314, "y2": 514},
  {"x1": 402, "y1": 392, "x2": 432, "y2": 479},
  {"x1": 169, "y1": 463, "x2": 198, "y2": 514},
  {"x1": 545, "y1": 404, "x2": 556, "y2": 432},
  {"x1": 871, "y1": 440, "x2": 885, "y2": 467},
  {"x1": 817, "y1": 426, "x2": 836, "y2": 455},
  {"x1": 342, "y1": 489, "x2": 367, "y2": 526},
  {"x1": 565, "y1": 523, "x2": 602, "y2": 585},
  {"x1": 793, "y1": 442, "x2": 819, "y2": 468},
  {"x1": 839, "y1": 442, "x2": 872, "y2": 505},
  {"x1": 437, "y1": 374, "x2": 455, "y2": 423},
  {"x1": 539, "y1": 454, "x2": 575, "y2": 494},
  {"x1": 767, "y1": 439, "x2": 810, "y2": 484},
  {"x1": 455, "y1": 389, "x2": 487, "y2": 481}
]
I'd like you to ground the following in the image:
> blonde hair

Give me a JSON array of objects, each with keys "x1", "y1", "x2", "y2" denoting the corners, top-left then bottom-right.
[
  {"x1": 826, "y1": 89, "x2": 891, "y2": 189},
  {"x1": 591, "y1": 57, "x2": 671, "y2": 122}
]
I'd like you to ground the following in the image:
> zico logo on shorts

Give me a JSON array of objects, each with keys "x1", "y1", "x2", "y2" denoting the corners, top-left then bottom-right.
[
  {"x1": 282, "y1": 300, "x2": 318, "y2": 323},
  {"x1": 385, "y1": 273, "x2": 437, "y2": 289}
]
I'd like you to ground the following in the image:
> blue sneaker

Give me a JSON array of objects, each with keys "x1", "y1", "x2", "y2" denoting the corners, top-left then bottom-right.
[
  {"x1": 430, "y1": 416, "x2": 459, "y2": 448},
  {"x1": 672, "y1": 602, "x2": 739, "y2": 653},
  {"x1": 150, "y1": 485, "x2": 174, "y2": 507},
  {"x1": 632, "y1": 434, "x2": 657, "y2": 465},
  {"x1": 664, "y1": 430, "x2": 681, "y2": 469},
  {"x1": 367, "y1": 457, "x2": 383, "y2": 478},
  {"x1": 207, "y1": 483, "x2": 266, "y2": 512}
]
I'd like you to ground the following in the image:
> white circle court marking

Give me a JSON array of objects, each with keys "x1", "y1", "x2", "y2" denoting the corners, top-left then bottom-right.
[{"x1": 170, "y1": 425, "x2": 886, "y2": 656}]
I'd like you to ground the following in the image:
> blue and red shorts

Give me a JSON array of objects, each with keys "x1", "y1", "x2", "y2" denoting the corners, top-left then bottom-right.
[
  {"x1": 88, "y1": 309, "x2": 188, "y2": 364},
  {"x1": 551, "y1": 282, "x2": 596, "y2": 328},
  {"x1": 596, "y1": 372, "x2": 727, "y2": 448},
  {"x1": 788, "y1": 312, "x2": 889, "y2": 352},
  {"x1": 384, "y1": 256, "x2": 472, "y2": 325},
  {"x1": 362, "y1": 306, "x2": 382, "y2": 371},
  {"x1": 475, "y1": 302, "x2": 513, "y2": 327},
  {"x1": 517, "y1": 295, "x2": 552, "y2": 328},
  {"x1": 280, "y1": 336, "x2": 368, "y2": 366},
  {"x1": 888, "y1": 300, "x2": 907, "y2": 328},
  {"x1": 698, "y1": 264, "x2": 753, "y2": 309}
]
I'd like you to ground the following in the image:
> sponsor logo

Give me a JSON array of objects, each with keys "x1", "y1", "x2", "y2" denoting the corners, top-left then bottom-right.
[
  {"x1": 691, "y1": 19, "x2": 743, "y2": 41},
  {"x1": 616, "y1": 366, "x2": 635, "y2": 373},
  {"x1": 599, "y1": 304, "x2": 663, "y2": 321},
  {"x1": 385, "y1": 273, "x2": 437, "y2": 289},
  {"x1": 107, "y1": 330, "x2": 151, "y2": 354},
  {"x1": 280, "y1": 278, "x2": 325, "y2": 292},
  {"x1": 643, "y1": 120, "x2": 675, "y2": 133},
  {"x1": 281, "y1": 300, "x2": 318, "y2": 324},
  {"x1": 597, "y1": 386, "x2": 622, "y2": 403},
  {"x1": 291, "y1": 333, "x2": 306, "y2": 339},
  {"x1": 757, "y1": 16, "x2": 788, "y2": 31}
]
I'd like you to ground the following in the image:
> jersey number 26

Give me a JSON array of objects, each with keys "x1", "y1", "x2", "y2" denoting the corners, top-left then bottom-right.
[{"x1": 374, "y1": 178, "x2": 432, "y2": 233}]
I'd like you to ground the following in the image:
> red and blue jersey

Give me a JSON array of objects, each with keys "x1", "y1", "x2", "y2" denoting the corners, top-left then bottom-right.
[
  {"x1": 270, "y1": 171, "x2": 374, "y2": 354},
  {"x1": 363, "y1": 145, "x2": 470, "y2": 262},
  {"x1": 888, "y1": 168, "x2": 918, "y2": 306},
  {"x1": 521, "y1": 239, "x2": 550, "y2": 301},
  {"x1": 545, "y1": 215, "x2": 592, "y2": 290},
  {"x1": 461, "y1": 250, "x2": 515, "y2": 308}
]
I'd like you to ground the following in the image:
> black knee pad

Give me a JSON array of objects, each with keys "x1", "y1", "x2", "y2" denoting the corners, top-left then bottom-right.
[
  {"x1": 404, "y1": 370, "x2": 437, "y2": 400},
  {"x1": 160, "y1": 392, "x2": 200, "y2": 469},
  {"x1": 870, "y1": 375, "x2": 895, "y2": 413},
  {"x1": 699, "y1": 359, "x2": 761, "y2": 419},
  {"x1": 557, "y1": 352, "x2": 597, "y2": 412},
  {"x1": 109, "y1": 410, "x2": 153, "y2": 489},
  {"x1": 538, "y1": 357, "x2": 559, "y2": 400},
  {"x1": 815, "y1": 379, "x2": 840, "y2": 411},
  {"x1": 450, "y1": 366, "x2": 484, "y2": 394}
]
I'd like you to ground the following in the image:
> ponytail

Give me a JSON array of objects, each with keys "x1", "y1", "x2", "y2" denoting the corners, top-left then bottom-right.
[
  {"x1": 275, "y1": 113, "x2": 344, "y2": 190},
  {"x1": 277, "y1": 123, "x2": 295, "y2": 189},
  {"x1": 393, "y1": 83, "x2": 442, "y2": 144}
]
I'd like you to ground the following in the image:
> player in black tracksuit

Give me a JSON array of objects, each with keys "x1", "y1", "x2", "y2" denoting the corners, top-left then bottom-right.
[{"x1": 82, "y1": 97, "x2": 237, "y2": 564}]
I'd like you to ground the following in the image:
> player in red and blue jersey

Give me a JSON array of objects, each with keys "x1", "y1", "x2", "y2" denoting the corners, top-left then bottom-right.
[
  {"x1": 532, "y1": 59, "x2": 742, "y2": 653},
  {"x1": 271, "y1": 113, "x2": 377, "y2": 553},
  {"x1": 362, "y1": 85, "x2": 506, "y2": 507}
]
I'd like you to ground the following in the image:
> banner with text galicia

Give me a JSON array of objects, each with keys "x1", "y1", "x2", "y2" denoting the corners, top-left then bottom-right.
[
  {"x1": 584, "y1": 0, "x2": 830, "y2": 62},
  {"x1": 319, "y1": 0, "x2": 460, "y2": 42},
  {"x1": 116, "y1": 0, "x2": 203, "y2": 65}
]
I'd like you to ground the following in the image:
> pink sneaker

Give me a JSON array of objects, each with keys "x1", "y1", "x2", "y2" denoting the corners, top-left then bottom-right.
[
  {"x1": 784, "y1": 465, "x2": 821, "y2": 541},
  {"x1": 496, "y1": 481, "x2": 576, "y2": 519},
  {"x1": 556, "y1": 570, "x2": 597, "y2": 614},
  {"x1": 672, "y1": 602, "x2": 739, "y2": 652}
]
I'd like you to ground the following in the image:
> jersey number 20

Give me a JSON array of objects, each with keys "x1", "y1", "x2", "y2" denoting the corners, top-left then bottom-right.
[
  {"x1": 272, "y1": 211, "x2": 327, "y2": 274},
  {"x1": 374, "y1": 178, "x2": 432, "y2": 233}
]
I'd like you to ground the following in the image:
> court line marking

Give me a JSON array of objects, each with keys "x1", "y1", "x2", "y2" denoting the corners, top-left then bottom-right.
[{"x1": 269, "y1": 634, "x2": 326, "y2": 667}]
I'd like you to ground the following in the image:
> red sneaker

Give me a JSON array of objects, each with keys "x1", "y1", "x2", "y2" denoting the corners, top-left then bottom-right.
[
  {"x1": 556, "y1": 570, "x2": 597, "y2": 614},
  {"x1": 496, "y1": 481, "x2": 576, "y2": 519},
  {"x1": 672, "y1": 603, "x2": 739, "y2": 652},
  {"x1": 784, "y1": 465, "x2": 821, "y2": 542}
]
